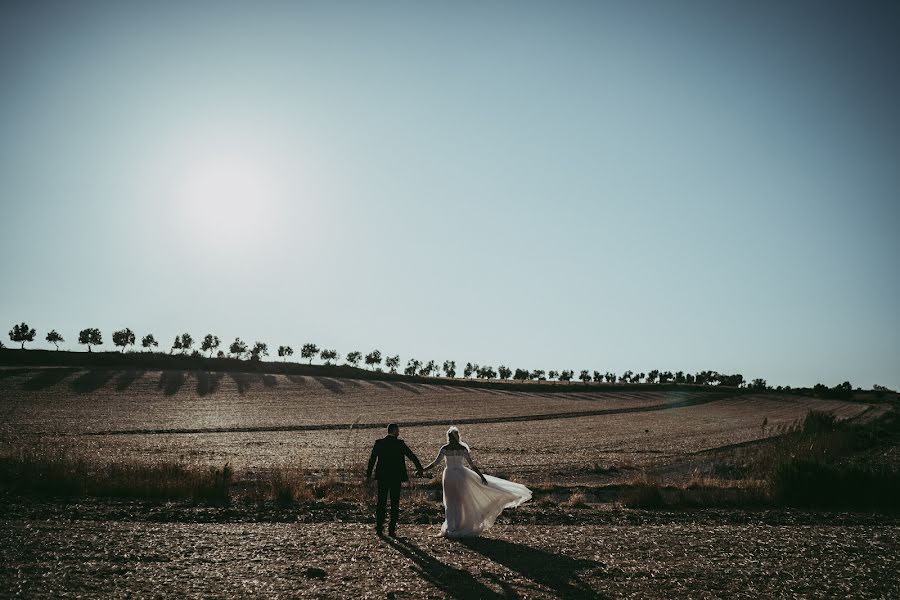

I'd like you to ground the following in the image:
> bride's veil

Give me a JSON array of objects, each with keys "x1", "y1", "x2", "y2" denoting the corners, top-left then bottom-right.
[{"x1": 447, "y1": 426, "x2": 470, "y2": 451}]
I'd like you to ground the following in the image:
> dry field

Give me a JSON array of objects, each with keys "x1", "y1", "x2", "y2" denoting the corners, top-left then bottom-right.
[
  {"x1": 0, "y1": 367, "x2": 879, "y2": 480},
  {"x1": 1, "y1": 367, "x2": 897, "y2": 599},
  {"x1": 2, "y1": 517, "x2": 898, "y2": 599}
]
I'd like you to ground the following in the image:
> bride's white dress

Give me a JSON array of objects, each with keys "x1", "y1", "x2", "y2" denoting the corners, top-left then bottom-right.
[{"x1": 433, "y1": 446, "x2": 531, "y2": 538}]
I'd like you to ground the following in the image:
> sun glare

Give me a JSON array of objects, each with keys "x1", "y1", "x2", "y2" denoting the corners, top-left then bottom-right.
[{"x1": 178, "y1": 149, "x2": 280, "y2": 244}]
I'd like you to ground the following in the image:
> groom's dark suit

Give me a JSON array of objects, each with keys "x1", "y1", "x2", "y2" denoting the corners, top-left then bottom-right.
[{"x1": 367, "y1": 434, "x2": 423, "y2": 534}]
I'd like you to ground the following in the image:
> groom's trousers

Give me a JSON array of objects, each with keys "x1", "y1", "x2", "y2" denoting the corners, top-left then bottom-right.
[{"x1": 376, "y1": 480, "x2": 402, "y2": 532}]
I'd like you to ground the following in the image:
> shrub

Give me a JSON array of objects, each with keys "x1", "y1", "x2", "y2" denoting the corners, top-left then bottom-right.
[{"x1": 770, "y1": 459, "x2": 900, "y2": 510}]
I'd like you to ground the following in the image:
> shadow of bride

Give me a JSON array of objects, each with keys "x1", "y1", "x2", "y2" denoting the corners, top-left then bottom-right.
[
  {"x1": 384, "y1": 537, "x2": 506, "y2": 600},
  {"x1": 459, "y1": 537, "x2": 609, "y2": 600}
]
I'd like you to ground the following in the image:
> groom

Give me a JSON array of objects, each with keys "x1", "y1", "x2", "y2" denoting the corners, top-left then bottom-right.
[{"x1": 366, "y1": 423, "x2": 423, "y2": 537}]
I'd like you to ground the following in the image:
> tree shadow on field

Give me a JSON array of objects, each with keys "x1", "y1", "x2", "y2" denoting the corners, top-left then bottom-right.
[
  {"x1": 459, "y1": 537, "x2": 609, "y2": 600},
  {"x1": 384, "y1": 537, "x2": 506, "y2": 600},
  {"x1": 286, "y1": 374, "x2": 308, "y2": 386},
  {"x1": 391, "y1": 382, "x2": 423, "y2": 395},
  {"x1": 318, "y1": 377, "x2": 345, "y2": 394},
  {"x1": 157, "y1": 371, "x2": 186, "y2": 396},
  {"x1": 230, "y1": 372, "x2": 259, "y2": 394},
  {"x1": 22, "y1": 368, "x2": 77, "y2": 391},
  {"x1": 262, "y1": 374, "x2": 278, "y2": 388},
  {"x1": 71, "y1": 369, "x2": 116, "y2": 394},
  {"x1": 196, "y1": 371, "x2": 225, "y2": 396},
  {"x1": 116, "y1": 369, "x2": 145, "y2": 392}
]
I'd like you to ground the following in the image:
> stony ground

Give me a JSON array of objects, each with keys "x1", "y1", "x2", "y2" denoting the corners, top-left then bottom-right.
[{"x1": 2, "y1": 505, "x2": 898, "y2": 599}]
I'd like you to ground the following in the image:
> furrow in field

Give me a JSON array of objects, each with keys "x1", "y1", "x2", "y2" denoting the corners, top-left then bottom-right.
[{"x1": 83, "y1": 391, "x2": 732, "y2": 436}]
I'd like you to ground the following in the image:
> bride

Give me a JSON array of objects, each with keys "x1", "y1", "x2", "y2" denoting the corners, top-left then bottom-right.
[{"x1": 421, "y1": 426, "x2": 531, "y2": 538}]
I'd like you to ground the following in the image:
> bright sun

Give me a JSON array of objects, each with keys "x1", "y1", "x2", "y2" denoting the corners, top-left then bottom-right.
[{"x1": 178, "y1": 149, "x2": 280, "y2": 243}]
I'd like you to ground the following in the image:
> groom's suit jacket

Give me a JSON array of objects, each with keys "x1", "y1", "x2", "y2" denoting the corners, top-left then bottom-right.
[{"x1": 367, "y1": 435, "x2": 423, "y2": 483}]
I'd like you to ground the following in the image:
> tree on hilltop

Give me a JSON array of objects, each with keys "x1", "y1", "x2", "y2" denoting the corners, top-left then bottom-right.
[
  {"x1": 8, "y1": 322, "x2": 36, "y2": 349},
  {"x1": 548, "y1": 370, "x2": 559, "y2": 381},
  {"x1": 346, "y1": 351, "x2": 362, "y2": 368},
  {"x1": 419, "y1": 360, "x2": 436, "y2": 377},
  {"x1": 78, "y1": 328, "x2": 102, "y2": 352},
  {"x1": 750, "y1": 378, "x2": 767, "y2": 390},
  {"x1": 531, "y1": 369, "x2": 546, "y2": 381},
  {"x1": 141, "y1": 334, "x2": 158, "y2": 352},
  {"x1": 385, "y1": 355, "x2": 400, "y2": 374},
  {"x1": 301, "y1": 343, "x2": 319, "y2": 364},
  {"x1": 46, "y1": 329, "x2": 64, "y2": 350},
  {"x1": 559, "y1": 370, "x2": 574, "y2": 382},
  {"x1": 477, "y1": 365, "x2": 497, "y2": 379},
  {"x1": 404, "y1": 358, "x2": 421, "y2": 376},
  {"x1": 229, "y1": 337, "x2": 247, "y2": 358},
  {"x1": 646, "y1": 370, "x2": 659, "y2": 384},
  {"x1": 443, "y1": 360, "x2": 457, "y2": 378},
  {"x1": 498, "y1": 365, "x2": 512, "y2": 380},
  {"x1": 278, "y1": 345, "x2": 293, "y2": 362},
  {"x1": 201, "y1": 334, "x2": 220, "y2": 357},
  {"x1": 580, "y1": 370, "x2": 591, "y2": 383},
  {"x1": 592, "y1": 370, "x2": 603, "y2": 382},
  {"x1": 514, "y1": 368, "x2": 530, "y2": 381},
  {"x1": 365, "y1": 349, "x2": 382, "y2": 370},
  {"x1": 604, "y1": 372, "x2": 616, "y2": 383},
  {"x1": 463, "y1": 362, "x2": 475, "y2": 379},
  {"x1": 320, "y1": 349, "x2": 339, "y2": 365},
  {"x1": 179, "y1": 333, "x2": 193, "y2": 354},
  {"x1": 250, "y1": 342, "x2": 268, "y2": 361},
  {"x1": 112, "y1": 328, "x2": 136, "y2": 353}
]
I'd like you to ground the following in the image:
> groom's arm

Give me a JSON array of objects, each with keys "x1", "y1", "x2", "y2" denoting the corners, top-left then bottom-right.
[
  {"x1": 366, "y1": 442, "x2": 378, "y2": 479},
  {"x1": 402, "y1": 441, "x2": 423, "y2": 472}
]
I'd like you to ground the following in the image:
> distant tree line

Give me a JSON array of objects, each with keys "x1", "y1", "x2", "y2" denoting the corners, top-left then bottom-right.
[{"x1": 5, "y1": 320, "x2": 884, "y2": 393}]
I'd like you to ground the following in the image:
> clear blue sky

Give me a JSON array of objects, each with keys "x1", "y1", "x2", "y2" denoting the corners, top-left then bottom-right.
[{"x1": 2, "y1": 1, "x2": 898, "y2": 389}]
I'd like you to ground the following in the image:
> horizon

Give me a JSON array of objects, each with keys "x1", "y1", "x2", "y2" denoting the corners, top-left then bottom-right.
[{"x1": 2, "y1": 1, "x2": 898, "y2": 390}]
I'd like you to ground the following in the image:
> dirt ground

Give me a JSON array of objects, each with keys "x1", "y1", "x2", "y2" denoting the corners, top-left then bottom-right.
[{"x1": 2, "y1": 506, "x2": 898, "y2": 599}]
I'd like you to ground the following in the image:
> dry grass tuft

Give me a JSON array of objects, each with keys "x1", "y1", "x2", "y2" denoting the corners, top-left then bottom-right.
[
  {"x1": 0, "y1": 447, "x2": 232, "y2": 504},
  {"x1": 563, "y1": 491, "x2": 589, "y2": 508}
]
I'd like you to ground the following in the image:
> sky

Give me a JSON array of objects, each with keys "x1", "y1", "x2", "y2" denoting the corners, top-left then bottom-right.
[{"x1": 1, "y1": 1, "x2": 898, "y2": 389}]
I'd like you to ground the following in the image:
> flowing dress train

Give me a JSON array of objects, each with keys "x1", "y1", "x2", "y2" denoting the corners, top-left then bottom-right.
[{"x1": 436, "y1": 447, "x2": 531, "y2": 538}]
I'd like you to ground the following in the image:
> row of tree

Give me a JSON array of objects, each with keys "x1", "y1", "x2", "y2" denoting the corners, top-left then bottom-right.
[{"x1": 3, "y1": 321, "x2": 777, "y2": 389}]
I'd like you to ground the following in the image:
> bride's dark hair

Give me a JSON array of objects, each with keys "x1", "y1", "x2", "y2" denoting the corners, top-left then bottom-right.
[{"x1": 446, "y1": 426, "x2": 470, "y2": 450}]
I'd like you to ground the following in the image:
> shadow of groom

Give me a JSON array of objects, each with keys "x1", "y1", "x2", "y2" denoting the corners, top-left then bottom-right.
[{"x1": 384, "y1": 536, "x2": 508, "y2": 600}]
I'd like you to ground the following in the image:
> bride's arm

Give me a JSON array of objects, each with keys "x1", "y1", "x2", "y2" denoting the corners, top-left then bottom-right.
[
  {"x1": 421, "y1": 446, "x2": 445, "y2": 472},
  {"x1": 464, "y1": 449, "x2": 488, "y2": 485}
]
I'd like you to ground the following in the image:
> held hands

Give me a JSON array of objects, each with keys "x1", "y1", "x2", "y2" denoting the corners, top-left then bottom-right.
[{"x1": 415, "y1": 469, "x2": 424, "y2": 479}]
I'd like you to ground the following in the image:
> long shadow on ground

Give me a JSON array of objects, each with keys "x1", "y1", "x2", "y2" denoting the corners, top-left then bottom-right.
[
  {"x1": 196, "y1": 371, "x2": 225, "y2": 396},
  {"x1": 71, "y1": 370, "x2": 116, "y2": 394},
  {"x1": 116, "y1": 369, "x2": 145, "y2": 392},
  {"x1": 318, "y1": 377, "x2": 345, "y2": 394},
  {"x1": 460, "y1": 537, "x2": 609, "y2": 599},
  {"x1": 229, "y1": 372, "x2": 259, "y2": 394},
  {"x1": 157, "y1": 371, "x2": 186, "y2": 396},
  {"x1": 384, "y1": 537, "x2": 507, "y2": 600},
  {"x1": 22, "y1": 368, "x2": 77, "y2": 391}
]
